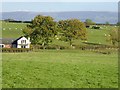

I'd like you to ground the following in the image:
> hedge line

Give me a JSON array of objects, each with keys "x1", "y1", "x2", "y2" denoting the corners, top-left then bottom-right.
[
  {"x1": 33, "y1": 45, "x2": 69, "y2": 50},
  {"x1": 1, "y1": 44, "x2": 118, "y2": 53},
  {"x1": 1, "y1": 48, "x2": 33, "y2": 53},
  {"x1": 33, "y1": 44, "x2": 118, "y2": 50}
]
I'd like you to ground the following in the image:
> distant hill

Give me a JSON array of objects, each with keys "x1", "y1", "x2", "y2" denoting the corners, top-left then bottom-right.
[{"x1": 1, "y1": 11, "x2": 118, "y2": 24}]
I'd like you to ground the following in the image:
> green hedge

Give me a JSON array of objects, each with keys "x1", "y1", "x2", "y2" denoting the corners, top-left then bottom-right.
[
  {"x1": 32, "y1": 44, "x2": 118, "y2": 50},
  {"x1": 1, "y1": 44, "x2": 118, "y2": 53},
  {"x1": 33, "y1": 45, "x2": 69, "y2": 50},
  {"x1": 1, "y1": 48, "x2": 33, "y2": 53}
]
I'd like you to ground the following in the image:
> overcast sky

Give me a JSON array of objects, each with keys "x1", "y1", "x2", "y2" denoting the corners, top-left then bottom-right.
[{"x1": 1, "y1": 1, "x2": 119, "y2": 12}]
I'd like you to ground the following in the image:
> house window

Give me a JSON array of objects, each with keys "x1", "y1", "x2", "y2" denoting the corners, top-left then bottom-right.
[
  {"x1": 21, "y1": 40, "x2": 26, "y2": 44},
  {"x1": 21, "y1": 45, "x2": 26, "y2": 48}
]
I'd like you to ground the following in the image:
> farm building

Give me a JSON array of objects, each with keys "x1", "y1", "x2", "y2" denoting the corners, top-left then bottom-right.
[{"x1": 0, "y1": 36, "x2": 31, "y2": 48}]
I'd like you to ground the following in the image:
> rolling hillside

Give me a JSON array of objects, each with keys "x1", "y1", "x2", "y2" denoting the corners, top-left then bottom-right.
[{"x1": 2, "y1": 21, "x2": 117, "y2": 45}]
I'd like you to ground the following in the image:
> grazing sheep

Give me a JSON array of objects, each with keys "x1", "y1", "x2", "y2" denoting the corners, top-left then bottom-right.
[
  {"x1": 104, "y1": 34, "x2": 107, "y2": 36},
  {"x1": 3, "y1": 28, "x2": 5, "y2": 30},
  {"x1": 56, "y1": 38, "x2": 59, "y2": 40}
]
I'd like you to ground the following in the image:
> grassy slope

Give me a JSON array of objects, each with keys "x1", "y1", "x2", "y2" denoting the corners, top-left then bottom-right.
[
  {"x1": 86, "y1": 25, "x2": 118, "y2": 45},
  {"x1": 2, "y1": 50, "x2": 118, "y2": 88},
  {"x1": 2, "y1": 21, "x2": 27, "y2": 38},
  {"x1": 2, "y1": 21, "x2": 117, "y2": 45}
]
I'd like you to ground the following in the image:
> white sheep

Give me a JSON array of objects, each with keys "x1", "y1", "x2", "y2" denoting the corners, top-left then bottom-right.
[
  {"x1": 3, "y1": 28, "x2": 5, "y2": 30},
  {"x1": 104, "y1": 34, "x2": 107, "y2": 36}
]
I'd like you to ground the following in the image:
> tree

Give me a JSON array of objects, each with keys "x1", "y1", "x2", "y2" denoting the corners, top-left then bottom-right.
[
  {"x1": 85, "y1": 19, "x2": 95, "y2": 26},
  {"x1": 4, "y1": 18, "x2": 15, "y2": 22},
  {"x1": 110, "y1": 28, "x2": 118, "y2": 45},
  {"x1": 58, "y1": 19, "x2": 87, "y2": 46},
  {"x1": 106, "y1": 28, "x2": 119, "y2": 46},
  {"x1": 23, "y1": 26, "x2": 33, "y2": 37},
  {"x1": 23, "y1": 15, "x2": 57, "y2": 47},
  {"x1": 105, "y1": 21, "x2": 110, "y2": 25},
  {"x1": 117, "y1": 22, "x2": 120, "y2": 26}
]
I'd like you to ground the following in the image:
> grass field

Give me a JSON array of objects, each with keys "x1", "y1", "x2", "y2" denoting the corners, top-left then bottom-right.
[
  {"x1": 2, "y1": 21, "x2": 27, "y2": 38},
  {"x1": 2, "y1": 50, "x2": 118, "y2": 88}
]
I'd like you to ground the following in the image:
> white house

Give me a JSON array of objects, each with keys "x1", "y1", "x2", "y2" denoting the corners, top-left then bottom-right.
[
  {"x1": 0, "y1": 36, "x2": 31, "y2": 48},
  {"x1": 17, "y1": 37, "x2": 31, "y2": 48}
]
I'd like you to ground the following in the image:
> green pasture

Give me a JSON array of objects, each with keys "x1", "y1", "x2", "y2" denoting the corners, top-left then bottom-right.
[
  {"x1": 87, "y1": 25, "x2": 118, "y2": 45},
  {"x1": 2, "y1": 21, "x2": 27, "y2": 38},
  {"x1": 2, "y1": 50, "x2": 118, "y2": 88}
]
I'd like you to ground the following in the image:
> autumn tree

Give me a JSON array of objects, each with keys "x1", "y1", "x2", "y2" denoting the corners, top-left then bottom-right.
[
  {"x1": 58, "y1": 19, "x2": 87, "y2": 46},
  {"x1": 23, "y1": 15, "x2": 57, "y2": 47},
  {"x1": 109, "y1": 28, "x2": 119, "y2": 45},
  {"x1": 106, "y1": 28, "x2": 119, "y2": 46}
]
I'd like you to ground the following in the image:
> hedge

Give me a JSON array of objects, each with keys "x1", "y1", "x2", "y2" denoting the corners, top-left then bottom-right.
[
  {"x1": 33, "y1": 45, "x2": 69, "y2": 50},
  {"x1": 1, "y1": 44, "x2": 118, "y2": 52},
  {"x1": 1, "y1": 48, "x2": 33, "y2": 53}
]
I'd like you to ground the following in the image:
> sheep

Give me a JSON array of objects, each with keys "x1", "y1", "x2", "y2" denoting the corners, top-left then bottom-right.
[{"x1": 3, "y1": 28, "x2": 5, "y2": 30}]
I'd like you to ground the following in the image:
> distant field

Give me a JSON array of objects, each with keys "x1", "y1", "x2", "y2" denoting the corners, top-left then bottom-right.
[
  {"x1": 2, "y1": 21, "x2": 27, "y2": 38},
  {"x1": 2, "y1": 50, "x2": 118, "y2": 88},
  {"x1": 1, "y1": 21, "x2": 118, "y2": 45}
]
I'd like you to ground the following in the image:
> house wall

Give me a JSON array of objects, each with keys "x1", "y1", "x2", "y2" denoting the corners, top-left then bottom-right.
[
  {"x1": 17, "y1": 37, "x2": 31, "y2": 48},
  {"x1": 26, "y1": 44, "x2": 30, "y2": 48},
  {"x1": 17, "y1": 44, "x2": 21, "y2": 48},
  {"x1": 0, "y1": 44, "x2": 5, "y2": 48},
  {"x1": 5, "y1": 44, "x2": 12, "y2": 48},
  {"x1": 17, "y1": 45, "x2": 30, "y2": 48},
  {"x1": 12, "y1": 44, "x2": 17, "y2": 48}
]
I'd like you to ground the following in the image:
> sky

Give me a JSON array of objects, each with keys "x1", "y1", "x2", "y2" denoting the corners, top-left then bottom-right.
[
  {"x1": 1, "y1": 2, "x2": 119, "y2": 12},
  {"x1": 1, "y1": 0, "x2": 120, "y2": 2}
]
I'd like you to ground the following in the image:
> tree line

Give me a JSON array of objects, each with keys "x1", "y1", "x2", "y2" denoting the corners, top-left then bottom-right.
[
  {"x1": 23, "y1": 15, "x2": 87, "y2": 47},
  {"x1": 23, "y1": 15, "x2": 119, "y2": 47}
]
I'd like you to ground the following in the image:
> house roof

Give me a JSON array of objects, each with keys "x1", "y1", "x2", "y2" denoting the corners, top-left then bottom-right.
[
  {"x1": 12, "y1": 36, "x2": 24, "y2": 44},
  {"x1": 0, "y1": 38, "x2": 17, "y2": 44},
  {"x1": 0, "y1": 36, "x2": 24, "y2": 44}
]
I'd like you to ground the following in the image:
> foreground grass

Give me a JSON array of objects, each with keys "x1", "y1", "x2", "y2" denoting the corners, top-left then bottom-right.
[{"x1": 2, "y1": 50, "x2": 118, "y2": 88}]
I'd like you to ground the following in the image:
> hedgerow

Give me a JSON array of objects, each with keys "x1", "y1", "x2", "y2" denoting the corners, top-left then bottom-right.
[{"x1": 1, "y1": 48, "x2": 33, "y2": 53}]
